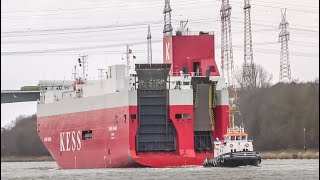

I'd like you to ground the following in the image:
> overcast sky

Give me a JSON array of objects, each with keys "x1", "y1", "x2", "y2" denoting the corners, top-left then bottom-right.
[{"x1": 1, "y1": 0, "x2": 319, "y2": 127}]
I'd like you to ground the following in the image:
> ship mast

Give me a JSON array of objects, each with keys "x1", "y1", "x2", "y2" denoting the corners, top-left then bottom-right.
[
  {"x1": 78, "y1": 54, "x2": 88, "y2": 81},
  {"x1": 72, "y1": 65, "x2": 78, "y2": 80},
  {"x1": 228, "y1": 85, "x2": 239, "y2": 131},
  {"x1": 229, "y1": 104, "x2": 238, "y2": 131},
  {"x1": 126, "y1": 45, "x2": 130, "y2": 76}
]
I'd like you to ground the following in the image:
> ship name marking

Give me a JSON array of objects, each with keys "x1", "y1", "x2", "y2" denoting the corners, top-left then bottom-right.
[
  {"x1": 108, "y1": 126, "x2": 117, "y2": 131},
  {"x1": 166, "y1": 42, "x2": 170, "y2": 61},
  {"x1": 44, "y1": 137, "x2": 51, "y2": 142},
  {"x1": 60, "y1": 131, "x2": 82, "y2": 152}
]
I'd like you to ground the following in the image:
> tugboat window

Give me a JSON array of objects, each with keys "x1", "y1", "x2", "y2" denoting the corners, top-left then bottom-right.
[
  {"x1": 242, "y1": 136, "x2": 246, "y2": 140},
  {"x1": 236, "y1": 136, "x2": 240, "y2": 140},
  {"x1": 231, "y1": 136, "x2": 235, "y2": 140}
]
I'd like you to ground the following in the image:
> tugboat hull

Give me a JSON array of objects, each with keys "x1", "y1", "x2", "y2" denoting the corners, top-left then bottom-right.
[{"x1": 203, "y1": 151, "x2": 261, "y2": 167}]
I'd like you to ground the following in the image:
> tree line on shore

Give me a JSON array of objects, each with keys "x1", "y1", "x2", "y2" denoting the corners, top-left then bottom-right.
[
  {"x1": 1, "y1": 115, "x2": 50, "y2": 157},
  {"x1": 233, "y1": 63, "x2": 318, "y2": 151},
  {"x1": 237, "y1": 81, "x2": 319, "y2": 151}
]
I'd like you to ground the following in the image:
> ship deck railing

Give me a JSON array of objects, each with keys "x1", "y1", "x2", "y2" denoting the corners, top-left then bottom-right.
[
  {"x1": 174, "y1": 31, "x2": 214, "y2": 36},
  {"x1": 227, "y1": 127, "x2": 245, "y2": 133},
  {"x1": 172, "y1": 72, "x2": 205, "y2": 77}
]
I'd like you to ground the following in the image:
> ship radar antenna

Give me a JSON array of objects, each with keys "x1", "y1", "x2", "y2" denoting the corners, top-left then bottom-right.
[
  {"x1": 78, "y1": 54, "x2": 88, "y2": 81},
  {"x1": 180, "y1": 19, "x2": 188, "y2": 29},
  {"x1": 125, "y1": 45, "x2": 132, "y2": 76},
  {"x1": 176, "y1": 19, "x2": 189, "y2": 35},
  {"x1": 72, "y1": 65, "x2": 78, "y2": 80}
]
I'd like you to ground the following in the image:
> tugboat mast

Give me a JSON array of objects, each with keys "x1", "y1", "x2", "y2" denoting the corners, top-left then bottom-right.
[{"x1": 229, "y1": 104, "x2": 238, "y2": 131}]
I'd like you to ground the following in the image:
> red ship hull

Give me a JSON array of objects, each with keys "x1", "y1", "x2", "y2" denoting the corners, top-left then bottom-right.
[{"x1": 37, "y1": 105, "x2": 228, "y2": 169}]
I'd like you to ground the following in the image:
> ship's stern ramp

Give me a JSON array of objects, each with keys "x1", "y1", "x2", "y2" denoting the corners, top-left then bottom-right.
[
  {"x1": 192, "y1": 77, "x2": 217, "y2": 151},
  {"x1": 135, "y1": 64, "x2": 176, "y2": 152}
]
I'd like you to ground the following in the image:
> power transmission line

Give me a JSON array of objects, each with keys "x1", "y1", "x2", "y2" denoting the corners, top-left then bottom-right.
[
  {"x1": 2, "y1": 0, "x2": 317, "y2": 16},
  {"x1": 2, "y1": 44, "x2": 317, "y2": 57},
  {"x1": 3, "y1": 20, "x2": 316, "y2": 38},
  {"x1": 1, "y1": 0, "x2": 220, "y2": 14},
  {"x1": 252, "y1": 0, "x2": 319, "y2": 9},
  {"x1": 2, "y1": 15, "x2": 317, "y2": 36},
  {"x1": 1, "y1": 40, "x2": 162, "y2": 56},
  {"x1": 231, "y1": 0, "x2": 319, "y2": 13}
]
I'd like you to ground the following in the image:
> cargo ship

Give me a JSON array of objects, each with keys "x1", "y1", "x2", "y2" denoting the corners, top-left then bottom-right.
[{"x1": 36, "y1": 5, "x2": 230, "y2": 170}]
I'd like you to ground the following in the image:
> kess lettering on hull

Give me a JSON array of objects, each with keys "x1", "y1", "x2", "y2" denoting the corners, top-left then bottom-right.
[{"x1": 60, "y1": 131, "x2": 82, "y2": 151}]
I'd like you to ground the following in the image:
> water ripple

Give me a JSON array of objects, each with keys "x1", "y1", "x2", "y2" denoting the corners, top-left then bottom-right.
[{"x1": 1, "y1": 159, "x2": 319, "y2": 180}]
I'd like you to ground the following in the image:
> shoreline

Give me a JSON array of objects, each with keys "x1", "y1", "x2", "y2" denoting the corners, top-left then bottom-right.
[
  {"x1": 259, "y1": 150, "x2": 319, "y2": 159},
  {"x1": 1, "y1": 150, "x2": 319, "y2": 162},
  {"x1": 1, "y1": 156, "x2": 53, "y2": 162}
]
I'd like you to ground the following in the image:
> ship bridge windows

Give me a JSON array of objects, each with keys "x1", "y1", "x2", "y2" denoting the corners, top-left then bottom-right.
[
  {"x1": 175, "y1": 113, "x2": 191, "y2": 119},
  {"x1": 229, "y1": 136, "x2": 247, "y2": 141},
  {"x1": 82, "y1": 130, "x2": 92, "y2": 140}
]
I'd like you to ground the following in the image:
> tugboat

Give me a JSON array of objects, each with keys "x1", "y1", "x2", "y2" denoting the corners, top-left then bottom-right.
[{"x1": 203, "y1": 104, "x2": 261, "y2": 167}]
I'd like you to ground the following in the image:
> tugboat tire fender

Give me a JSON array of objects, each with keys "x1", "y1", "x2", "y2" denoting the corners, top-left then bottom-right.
[{"x1": 221, "y1": 158, "x2": 225, "y2": 163}]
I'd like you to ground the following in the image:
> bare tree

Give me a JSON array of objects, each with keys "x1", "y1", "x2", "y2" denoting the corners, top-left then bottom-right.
[
  {"x1": 255, "y1": 64, "x2": 273, "y2": 88},
  {"x1": 234, "y1": 63, "x2": 273, "y2": 90}
]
